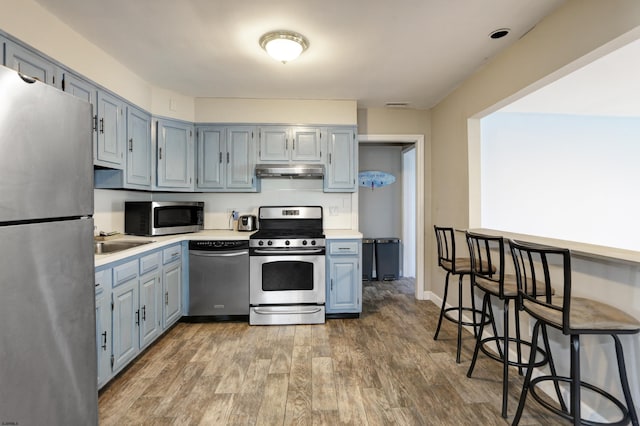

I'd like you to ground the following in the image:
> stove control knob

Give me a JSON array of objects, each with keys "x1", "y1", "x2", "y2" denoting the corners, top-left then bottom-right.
[
  {"x1": 302, "y1": 240, "x2": 308, "y2": 246},
  {"x1": 258, "y1": 240, "x2": 264, "y2": 246},
  {"x1": 285, "y1": 240, "x2": 290, "y2": 246},
  {"x1": 268, "y1": 240, "x2": 273, "y2": 246},
  {"x1": 311, "y1": 240, "x2": 316, "y2": 246}
]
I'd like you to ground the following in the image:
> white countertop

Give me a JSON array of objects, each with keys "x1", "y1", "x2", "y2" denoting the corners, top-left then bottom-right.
[{"x1": 95, "y1": 229, "x2": 363, "y2": 266}]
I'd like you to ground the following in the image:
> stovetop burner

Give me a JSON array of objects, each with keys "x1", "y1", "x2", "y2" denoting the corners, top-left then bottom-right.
[{"x1": 250, "y1": 206, "x2": 325, "y2": 249}]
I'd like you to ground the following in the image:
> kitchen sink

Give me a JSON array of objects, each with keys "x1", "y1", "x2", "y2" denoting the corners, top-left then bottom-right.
[{"x1": 94, "y1": 240, "x2": 154, "y2": 255}]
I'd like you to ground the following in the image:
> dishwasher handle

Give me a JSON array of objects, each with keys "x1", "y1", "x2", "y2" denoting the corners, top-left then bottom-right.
[{"x1": 189, "y1": 250, "x2": 248, "y2": 257}]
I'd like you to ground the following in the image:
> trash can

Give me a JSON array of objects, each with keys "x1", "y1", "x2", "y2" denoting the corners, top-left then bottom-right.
[
  {"x1": 375, "y1": 238, "x2": 400, "y2": 281},
  {"x1": 362, "y1": 238, "x2": 375, "y2": 281}
]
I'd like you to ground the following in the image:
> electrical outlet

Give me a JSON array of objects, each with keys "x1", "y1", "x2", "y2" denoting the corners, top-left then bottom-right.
[{"x1": 227, "y1": 208, "x2": 239, "y2": 220}]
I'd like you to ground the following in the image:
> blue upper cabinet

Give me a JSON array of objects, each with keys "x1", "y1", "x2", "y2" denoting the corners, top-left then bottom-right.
[
  {"x1": 258, "y1": 126, "x2": 322, "y2": 164},
  {"x1": 226, "y1": 126, "x2": 257, "y2": 190},
  {"x1": 96, "y1": 91, "x2": 125, "y2": 169},
  {"x1": 62, "y1": 72, "x2": 98, "y2": 160},
  {"x1": 155, "y1": 117, "x2": 194, "y2": 190},
  {"x1": 196, "y1": 125, "x2": 258, "y2": 192},
  {"x1": 324, "y1": 127, "x2": 357, "y2": 192},
  {"x1": 126, "y1": 106, "x2": 152, "y2": 188},
  {"x1": 3, "y1": 38, "x2": 60, "y2": 88},
  {"x1": 291, "y1": 127, "x2": 323, "y2": 162},
  {"x1": 196, "y1": 127, "x2": 225, "y2": 190}
]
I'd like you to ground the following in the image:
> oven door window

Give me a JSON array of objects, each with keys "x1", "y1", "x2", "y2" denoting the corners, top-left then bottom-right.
[{"x1": 262, "y1": 261, "x2": 314, "y2": 291}]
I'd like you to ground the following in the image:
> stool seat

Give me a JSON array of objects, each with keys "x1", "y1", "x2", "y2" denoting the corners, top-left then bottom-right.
[
  {"x1": 475, "y1": 274, "x2": 549, "y2": 298},
  {"x1": 440, "y1": 257, "x2": 473, "y2": 273},
  {"x1": 524, "y1": 297, "x2": 640, "y2": 333}
]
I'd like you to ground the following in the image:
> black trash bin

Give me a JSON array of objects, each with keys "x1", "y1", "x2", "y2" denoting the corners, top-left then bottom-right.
[
  {"x1": 375, "y1": 238, "x2": 400, "y2": 281},
  {"x1": 362, "y1": 238, "x2": 375, "y2": 281}
]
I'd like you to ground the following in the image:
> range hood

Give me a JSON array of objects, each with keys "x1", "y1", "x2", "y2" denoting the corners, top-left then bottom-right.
[{"x1": 255, "y1": 164, "x2": 324, "y2": 179}]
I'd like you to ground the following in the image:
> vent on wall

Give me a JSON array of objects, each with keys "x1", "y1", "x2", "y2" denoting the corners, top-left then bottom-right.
[{"x1": 385, "y1": 102, "x2": 409, "y2": 108}]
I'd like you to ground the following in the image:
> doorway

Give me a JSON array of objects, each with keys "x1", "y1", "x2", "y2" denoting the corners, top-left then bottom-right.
[{"x1": 357, "y1": 134, "x2": 425, "y2": 300}]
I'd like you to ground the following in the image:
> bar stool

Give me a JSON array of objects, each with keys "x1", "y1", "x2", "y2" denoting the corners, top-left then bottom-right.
[
  {"x1": 509, "y1": 240, "x2": 639, "y2": 426},
  {"x1": 465, "y1": 231, "x2": 554, "y2": 418},
  {"x1": 433, "y1": 226, "x2": 489, "y2": 363}
]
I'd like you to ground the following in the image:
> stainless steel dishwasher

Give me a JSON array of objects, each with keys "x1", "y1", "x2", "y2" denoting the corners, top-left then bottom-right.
[{"x1": 188, "y1": 240, "x2": 249, "y2": 319}]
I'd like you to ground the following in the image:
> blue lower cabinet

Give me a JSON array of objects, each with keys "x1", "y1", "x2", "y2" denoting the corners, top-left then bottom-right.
[{"x1": 326, "y1": 239, "x2": 362, "y2": 314}]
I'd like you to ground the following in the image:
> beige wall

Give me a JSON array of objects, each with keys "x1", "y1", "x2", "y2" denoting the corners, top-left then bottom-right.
[
  {"x1": 430, "y1": 0, "x2": 640, "y2": 291},
  {"x1": 357, "y1": 107, "x2": 429, "y2": 135}
]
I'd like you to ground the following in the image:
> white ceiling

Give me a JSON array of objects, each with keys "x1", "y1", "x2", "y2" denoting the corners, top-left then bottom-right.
[{"x1": 33, "y1": 0, "x2": 564, "y2": 109}]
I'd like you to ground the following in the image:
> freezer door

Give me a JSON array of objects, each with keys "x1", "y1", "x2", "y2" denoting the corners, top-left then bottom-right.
[
  {"x1": 0, "y1": 65, "x2": 93, "y2": 222},
  {"x1": 0, "y1": 218, "x2": 97, "y2": 425}
]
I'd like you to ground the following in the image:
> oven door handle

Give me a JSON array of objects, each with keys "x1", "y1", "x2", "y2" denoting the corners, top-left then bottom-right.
[
  {"x1": 253, "y1": 307, "x2": 323, "y2": 315},
  {"x1": 252, "y1": 248, "x2": 324, "y2": 255},
  {"x1": 190, "y1": 250, "x2": 248, "y2": 257}
]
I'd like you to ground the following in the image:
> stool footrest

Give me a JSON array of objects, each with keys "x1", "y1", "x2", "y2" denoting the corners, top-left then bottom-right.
[
  {"x1": 530, "y1": 375, "x2": 632, "y2": 426},
  {"x1": 442, "y1": 307, "x2": 490, "y2": 328},
  {"x1": 479, "y1": 336, "x2": 548, "y2": 369}
]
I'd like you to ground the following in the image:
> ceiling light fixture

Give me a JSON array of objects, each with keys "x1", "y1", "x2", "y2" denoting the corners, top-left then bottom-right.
[{"x1": 259, "y1": 30, "x2": 309, "y2": 63}]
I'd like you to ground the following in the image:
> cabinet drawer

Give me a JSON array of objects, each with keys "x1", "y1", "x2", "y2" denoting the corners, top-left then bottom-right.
[
  {"x1": 163, "y1": 244, "x2": 182, "y2": 264},
  {"x1": 329, "y1": 241, "x2": 359, "y2": 255},
  {"x1": 95, "y1": 269, "x2": 112, "y2": 293},
  {"x1": 140, "y1": 251, "x2": 161, "y2": 275},
  {"x1": 113, "y1": 259, "x2": 138, "y2": 287}
]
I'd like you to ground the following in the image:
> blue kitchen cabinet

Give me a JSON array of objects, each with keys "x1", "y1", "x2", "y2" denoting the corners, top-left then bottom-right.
[
  {"x1": 3, "y1": 38, "x2": 60, "y2": 88},
  {"x1": 111, "y1": 259, "x2": 139, "y2": 373},
  {"x1": 196, "y1": 126, "x2": 225, "y2": 190},
  {"x1": 162, "y1": 244, "x2": 183, "y2": 328},
  {"x1": 324, "y1": 127, "x2": 357, "y2": 192},
  {"x1": 126, "y1": 106, "x2": 152, "y2": 189},
  {"x1": 326, "y1": 239, "x2": 362, "y2": 314},
  {"x1": 95, "y1": 268, "x2": 112, "y2": 389},
  {"x1": 226, "y1": 126, "x2": 257, "y2": 190},
  {"x1": 156, "y1": 117, "x2": 194, "y2": 190},
  {"x1": 96, "y1": 90, "x2": 125, "y2": 169},
  {"x1": 138, "y1": 251, "x2": 161, "y2": 348},
  {"x1": 258, "y1": 126, "x2": 322, "y2": 163},
  {"x1": 196, "y1": 125, "x2": 257, "y2": 192},
  {"x1": 62, "y1": 72, "x2": 98, "y2": 159}
]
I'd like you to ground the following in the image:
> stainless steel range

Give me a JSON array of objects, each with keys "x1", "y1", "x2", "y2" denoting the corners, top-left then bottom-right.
[{"x1": 249, "y1": 206, "x2": 325, "y2": 325}]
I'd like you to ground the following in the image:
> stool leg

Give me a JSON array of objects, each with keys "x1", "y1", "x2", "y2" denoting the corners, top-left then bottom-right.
[
  {"x1": 433, "y1": 271, "x2": 451, "y2": 341},
  {"x1": 569, "y1": 334, "x2": 581, "y2": 426},
  {"x1": 487, "y1": 300, "x2": 502, "y2": 359},
  {"x1": 469, "y1": 279, "x2": 479, "y2": 337},
  {"x1": 467, "y1": 291, "x2": 491, "y2": 378},
  {"x1": 456, "y1": 274, "x2": 464, "y2": 363},
  {"x1": 512, "y1": 320, "x2": 541, "y2": 425},
  {"x1": 541, "y1": 324, "x2": 567, "y2": 413},
  {"x1": 514, "y1": 299, "x2": 524, "y2": 376},
  {"x1": 612, "y1": 334, "x2": 639, "y2": 426},
  {"x1": 502, "y1": 298, "x2": 510, "y2": 418}
]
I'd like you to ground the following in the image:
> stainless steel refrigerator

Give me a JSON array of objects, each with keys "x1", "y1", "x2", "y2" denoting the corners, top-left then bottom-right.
[{"x1": 0, "y1": 65, "x2": 98, "y2": 424}]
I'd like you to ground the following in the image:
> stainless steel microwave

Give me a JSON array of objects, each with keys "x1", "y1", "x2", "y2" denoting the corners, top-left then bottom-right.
[{"x1": 124, "y1": 201, "x2": 204, "y2": 236}]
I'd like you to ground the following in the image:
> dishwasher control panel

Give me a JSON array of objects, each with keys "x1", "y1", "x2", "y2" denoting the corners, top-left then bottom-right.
[{"x1": 189, "y1": 240, "x2": 249, "y2": 251}]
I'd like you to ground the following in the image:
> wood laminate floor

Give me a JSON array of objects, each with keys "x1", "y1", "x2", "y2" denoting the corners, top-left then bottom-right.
[{"x1": 99, "y1": 278, "x2": 566, "y2": 425}]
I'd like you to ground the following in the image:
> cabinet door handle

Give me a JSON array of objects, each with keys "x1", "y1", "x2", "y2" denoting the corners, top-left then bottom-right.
[
  {"x1": 226, "y1": 152, "x2": 230, "y2": 164},
  {"x1": 285, "y1": 139, "x2": 288, "y2": 150},
  {"x1": 331, "y1": 278, "x2": 334, "y2": 291},
  {"x1": 292, "y1": 140, "x2": 295, "y2": 150},
  {"x1": 135, "y1": 309, "x2": 140, "y2": 326},
  {"x1": 93, "y1": 115, "x2": 98, "y2": 132},
  {"x1": 101, "y1": 331, "x2": 107, "y2": 351},
  {"x1": 99, "y1": 117, "x2": 104, "y2": 134},
  {"x1": 128, "y1": 138, "x2": 133, "y2": 152},
  {"x1": 329, "y1": 153, "x2": 332, "y2": 164},
  {"x1": 165, "y1": 291, "x2": 169, "y2": 306},
  {"x1": 142, "y1": 305, "x2": 146, "y2": 321},
  {"x1": 219, "y1": 152, "x2": 222, "y2": 163},
  {"x1": 159, "y1": 147, "x2": 163, "y2": 160}
]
